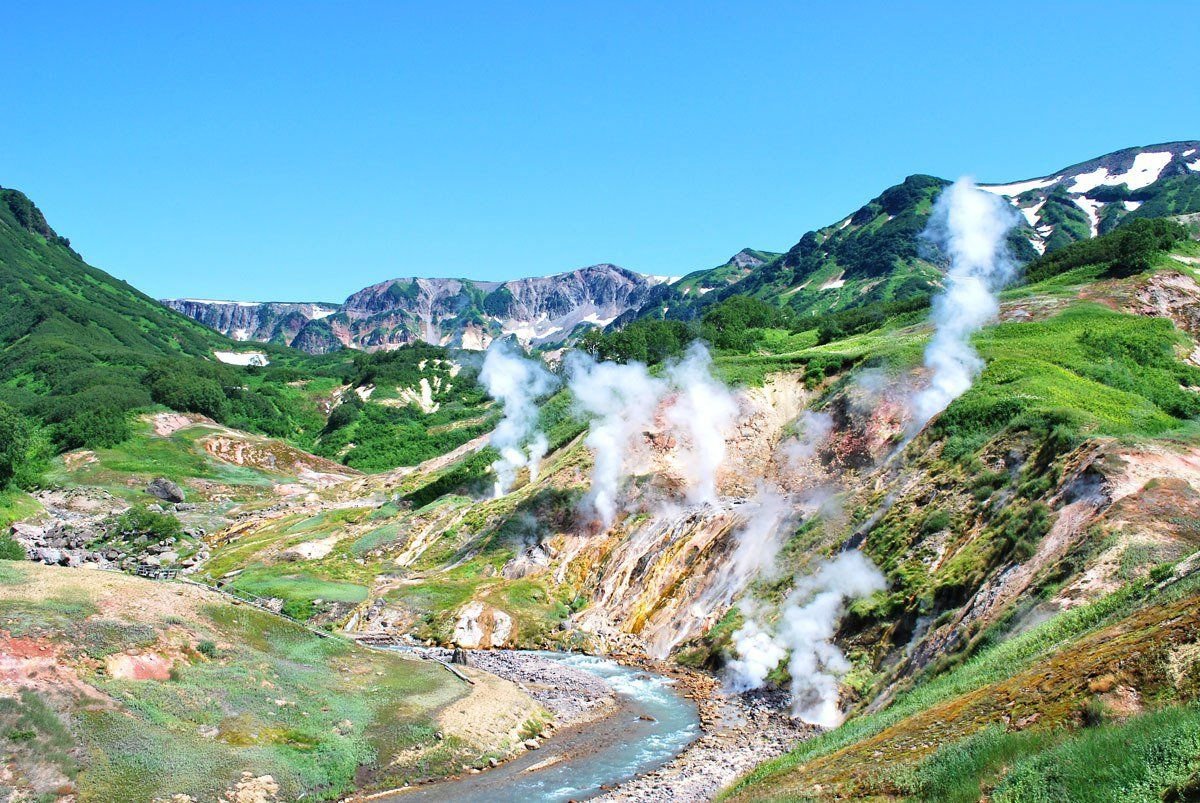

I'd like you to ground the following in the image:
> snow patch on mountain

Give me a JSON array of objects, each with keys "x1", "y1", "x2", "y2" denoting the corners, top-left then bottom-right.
[
  {"x1": 1071, "y1": 151, "x2": 1173, "y2": 193},
  {"x1": 214, "y1": 350, "x2": 269, "y2": 366},
  {"x1": 1074, "y1": 196, "x2": 1103, "y2": 237},
  {"x1": 979, "y1": 176, "x2": 1058, "y2": 197}
]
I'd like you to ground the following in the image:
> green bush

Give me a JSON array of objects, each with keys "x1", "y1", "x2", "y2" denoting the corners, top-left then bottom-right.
[
  {"x1": 1024, "y1": 217, "x2": 1188, "y2": 285},
  {"x1": 107, "y1": 508, "x2": 183, "y2": 542},
  {"x1": 0, "y1": 403, "x2": 35, "y2": 488},
  {"x1": 0, "y1": 535, "x2": 25, "y2": 560}
]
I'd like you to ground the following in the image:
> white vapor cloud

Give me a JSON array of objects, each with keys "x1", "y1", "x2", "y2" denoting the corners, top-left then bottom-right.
[
  {"x1": 480, "y1": 339, "x2": 558, "y2": 497},
  {"x1": 911, "y1": 178, "x2": 1019, "y2": 429},
  {"x1": 663, "y1": 343, "x2": 740, "y2": 505},
  {"x1": 728, "y1": 615, "x2": 787, "y2": 691},
  {"x1": 566, "y1": 352, "x2": 666, "y2": 526},
  {"x1": 728, "y1": 551, "x2": 885, "y2": 728},
  {"x1": 782, "y1": 410, "x2": 834, "y2": 467},
  {"x1": 701, "y1": 487, "x2": 794, "y2": 615}
]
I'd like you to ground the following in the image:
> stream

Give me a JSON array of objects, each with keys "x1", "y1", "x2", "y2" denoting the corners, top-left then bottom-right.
[{"x1": 382, "y1": 651, "x2": 701, "y2": 802}]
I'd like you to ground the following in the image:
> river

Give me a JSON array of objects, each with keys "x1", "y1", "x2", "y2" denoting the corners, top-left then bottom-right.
[{"x1": 381, "y1": 651, "x2": 701, "y2": 802}]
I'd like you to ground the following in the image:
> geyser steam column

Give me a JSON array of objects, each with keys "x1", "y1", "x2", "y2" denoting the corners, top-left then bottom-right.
[
  {"x1": 480, "y1": 339, "x2": 559, "y2": 497},
  {"x1": 911, "y1": 177, "x2": 1020, "y2": 428}
]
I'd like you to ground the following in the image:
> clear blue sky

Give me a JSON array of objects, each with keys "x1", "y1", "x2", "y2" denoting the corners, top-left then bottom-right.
[{"x1": 4, "y1": 1, "x2": 1196, "y2": 302}]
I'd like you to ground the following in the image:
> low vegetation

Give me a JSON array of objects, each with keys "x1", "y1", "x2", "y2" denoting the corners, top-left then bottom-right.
[{"x1": 0, "y1": 563, "x2": 536, "y2": 801}]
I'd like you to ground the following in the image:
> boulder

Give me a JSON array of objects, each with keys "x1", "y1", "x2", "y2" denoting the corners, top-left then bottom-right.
[
  {"x1": 36, "y1": 547, "x2": 63, "y2": 565},
  {"x1": 10, "y1": 522, "x2": 45, "y2": 540},
  {"x1": 147, "y1": 478, "x2": 185, "y2": 503}
]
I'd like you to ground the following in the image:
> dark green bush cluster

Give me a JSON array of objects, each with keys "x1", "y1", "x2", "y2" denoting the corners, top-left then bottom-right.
[
  {"x1": 575, "y1": 294, "x2": 800, "y2": 363},
  {"x1": 577, "y1": 319, "x2": 695, "y2": 364},
  {"x1": 1024, "y1": 217, "x2": 1188, "y2": 284},
  {"x1": 814, "y1": 295, "x2": 931, "y2": 344},
  {"x1": 0, "y1": 402, "x2": 48, "y2": 489},
  {"x1": 106, "y1": 507, "x2": 183, "y2": 543},
  {"x1": 315, "y1": 343, "x2": 492, "y2": 471},
  {"x1": 333, "y1": 404, "x2": 494, "y2": 472}
]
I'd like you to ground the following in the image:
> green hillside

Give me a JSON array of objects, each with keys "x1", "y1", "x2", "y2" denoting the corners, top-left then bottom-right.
[
  {"x1": 639, "y1": 144, "x2": 1200, "y2": 333},
  {"x1": 0, "y1": 188, "x2": 333, "y2": 448},
  {"x1": 0, "y1": 188, "x2": 494, "y2": 485}
]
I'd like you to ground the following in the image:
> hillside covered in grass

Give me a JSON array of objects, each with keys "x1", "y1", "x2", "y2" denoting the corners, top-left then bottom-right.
[
  {"x1": 625, "y1": 142, "x2": 1200, "y2": 333},
  {"x1": 0, "y1": 561, "x2": 541, "y2": 801},
  {"x1": 174, "y1": 208, "x2": 1200, "y2": 801},
  {"x1": 0, "y1": 186, "x2": 504, "y2": 501}
]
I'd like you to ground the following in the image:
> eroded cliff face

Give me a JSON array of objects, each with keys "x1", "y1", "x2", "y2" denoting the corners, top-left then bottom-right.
[
  {"x1": 161, "y1": 299, "x2": 339, "y2": 343},
  {"x1": 164, "y1": 264, "x2": 666, "y2": 353},
  {"x1": 198, "y1": 263, "x2": 1200, "y2": 723}
]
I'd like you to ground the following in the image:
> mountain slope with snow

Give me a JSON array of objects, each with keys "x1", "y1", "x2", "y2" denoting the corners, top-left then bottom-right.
[
  {"x1": 164, "y1": 264, "x2": 664, "y2": 353},
  {"x1": 638, "y1": 140, "x2": 1200, "y2": 326}
]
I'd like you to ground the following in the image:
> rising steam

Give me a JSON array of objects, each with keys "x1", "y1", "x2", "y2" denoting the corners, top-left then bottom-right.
[
  {"x1": 781, "y1": 410, "x2": 834, "y2": 467},
  {"x1": 565, "y1": 352, "x2": 666, "y2": 526},
  {"x1": 480, "y1": 339, "x2": 559, "y2": 497},
  {"x1": 663, "y1": 343, "x2": 740, "y2": 505},
  {"x1": 700, "y1": 488, "x2": 793, "y2": 614},
  {"x1": 728, "y1": 550, "x2": 885, "y2": 728},
  {"x1": 567, "y1": 342, "x2": 740, "y2": 526},
  {"x1": 911, "y1": 178, "x2": 1019, "y2": 428}
]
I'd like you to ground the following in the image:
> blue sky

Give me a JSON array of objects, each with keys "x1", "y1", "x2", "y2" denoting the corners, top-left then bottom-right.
[{"x1": 3, "y1": 2, "x2": 1197, "y2": 301}]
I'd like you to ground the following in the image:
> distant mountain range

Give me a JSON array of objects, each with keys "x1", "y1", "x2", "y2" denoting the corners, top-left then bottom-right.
[
  {"x1": 163, "y1": 265, "x2": 671, "y2": 354},
  {"x1": 163, "y1": 140, "x2": 1200, "y2": 353}
]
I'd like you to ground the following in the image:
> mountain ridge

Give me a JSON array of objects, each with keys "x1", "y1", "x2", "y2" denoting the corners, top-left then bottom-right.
[
  {"x1": 164, "y1": 140, "x2": 1200, "y2": 352},
  {"x1": 165, "y1": 263, "x2": 668, "y2": 353}
]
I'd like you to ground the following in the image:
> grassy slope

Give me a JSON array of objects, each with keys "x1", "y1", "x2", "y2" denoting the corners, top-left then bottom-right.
[
  {"x1": 198, "y1": 233, "x2": 1200, "y2": 648},
  {"x1": 0, "y1": 561, "x2": 538, "y2": 802},
  {"x1": 715, "y1": 237, "x2": 1200, "y2": 798},
  {"x1": 724, "y1": 578, "x2": 1200, "y2": 801}
]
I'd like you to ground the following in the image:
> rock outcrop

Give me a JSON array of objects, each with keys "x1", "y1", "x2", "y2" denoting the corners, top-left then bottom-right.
[{"x1": 163, "y1": 264, "x2": 669, "y2": 353}]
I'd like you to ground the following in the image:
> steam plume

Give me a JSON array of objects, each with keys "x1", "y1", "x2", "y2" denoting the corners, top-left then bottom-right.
[
  {"x1": 663, "y1": 343, "x2": 740, "y2": 505},
  {"x1": 480, "y1": 339, "x2": 558, "y2": 497},
  {"x1": 565, "y1": 352, "x2": 666, "y2": 525},
  {"x1": 728, "y1": 614, "x2": 787, "y2": 691},
  {"x1": 911, "y1": 178, "x2": 1019, "y2": 428},
  {"x1": 728, "y1": 551, "x2": 885, "y2": 728},
  {"x1": 701, "y1": 488, "x2": 793, "y2": 613},
  {"x1": 781, "y1": 410, "x2": 834, "y2": 467}
]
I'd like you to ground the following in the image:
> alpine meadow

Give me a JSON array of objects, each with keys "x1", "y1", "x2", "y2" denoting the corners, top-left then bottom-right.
[{"x1": 4, "y1": 4, "x2": 1200, "y2": 802}]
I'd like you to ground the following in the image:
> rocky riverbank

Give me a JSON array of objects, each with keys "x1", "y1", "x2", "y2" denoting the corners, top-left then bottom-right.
[
  {"x1": 396, "y1": 647, "x2": 808, "y2": 802},
  {"x1": 597, "y1": 681, "x2": 809, "y2": 801},
  {"x1": 400, "y1": 646, "x2": 620, "y2": 728}
]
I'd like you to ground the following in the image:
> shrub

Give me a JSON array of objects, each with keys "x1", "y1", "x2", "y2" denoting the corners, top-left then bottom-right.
[
  {"x1": 1024, "y1": 217, "x2": 1188, "y2": 284},
  {"x1": 0, "y1": 535, "x2": 26, "y2": 560},
  {"x1": 107, "y1": 508, "x2": 183, "y2": 542},
  {"x1": 0, "y1": 403, "x2": 33, "y2": 488}
]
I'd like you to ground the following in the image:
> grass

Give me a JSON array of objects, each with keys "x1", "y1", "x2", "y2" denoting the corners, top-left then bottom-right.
[
  {"x1": 43, "y1": 417, "x2": 284, "y2": 506},
  {"x1": 723, "y1": 577, "x2": 1193, "y2": 799},
  {"x1": 228, "y1": 568, "x2": 368, "y2": 619},
  {"x1": 893, "y1": 707, "x2": 1200, "y2": 803},
  {"x1": 991, "y1": 706, "x2": 1200, "y2": 802},
  {"x1": 0, "y1": 564, "x2": 525, "y2": 801},
  {"x1": 0, "y1": 487, "x2": 41, "y2": 529}
]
